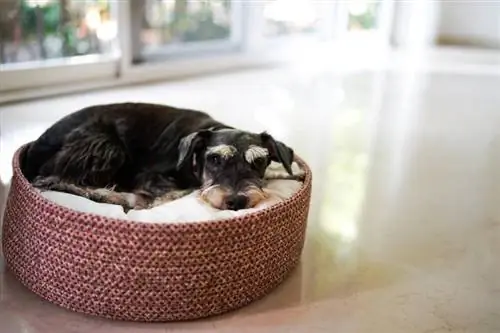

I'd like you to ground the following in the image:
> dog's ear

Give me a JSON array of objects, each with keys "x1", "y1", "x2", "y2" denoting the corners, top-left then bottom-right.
[
  {"x1": 177, "y1": 130, "x2": 211, "y2": 171},
  {"x1": 261, "y1": 132, "x2": 294, "y2": 175}
]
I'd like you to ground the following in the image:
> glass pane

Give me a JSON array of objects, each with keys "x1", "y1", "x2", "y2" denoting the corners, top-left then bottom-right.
[
  {"x1": 348, "y1": 0, "x2": 381, "y2": 31},
  {"x1": 263, "y1": 0, "x2": 319, "y2": 37},
  {"x1": 141, "y1": 0, "x2": 232, "y2": 50},
  {"x1": 0, "y1": 0, "x2": 118, "y2": 65}
]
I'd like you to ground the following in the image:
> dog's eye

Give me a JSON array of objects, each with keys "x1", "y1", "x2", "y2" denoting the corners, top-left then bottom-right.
[{"x1": 208, "y1": 154, "x2": 222, "y2": 165}]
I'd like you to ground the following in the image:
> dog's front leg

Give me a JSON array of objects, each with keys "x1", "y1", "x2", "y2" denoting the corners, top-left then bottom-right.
[{"x1": 32, "y1": 176, "x2": 149, "y2": 211}]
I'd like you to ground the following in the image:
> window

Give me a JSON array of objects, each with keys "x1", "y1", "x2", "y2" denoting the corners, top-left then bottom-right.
[
  {"x1": 0, "y1": 0, "x2": 118, "y2": 66},
  {"x1": 263, "y1": 0, "x2": 319, "y2": 37},
  {"x1": 348, "y1": 0, "x2": 382, "y2": 32},
  {"x1": 0, "y1": 0, "x2": 119, "y2": 94},
  {"x1": 136, "y1": 0, "x2": 241, "y2": 63},
  {"x1": 142, "y1": 0, "x2": 231, "y2": 47},
  {"x1": 0, "y1": 0, "x2": 394, "y2": 101}
]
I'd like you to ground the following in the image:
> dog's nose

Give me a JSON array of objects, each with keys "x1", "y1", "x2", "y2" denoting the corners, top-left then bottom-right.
[{"x1": 225, "y1": 195, "x2": 248, "y2": 211}]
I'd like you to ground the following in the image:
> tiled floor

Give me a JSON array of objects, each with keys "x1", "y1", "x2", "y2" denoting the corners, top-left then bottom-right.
[{"x1": 1, "y1": 50, "x2": 500, "y2": 332}]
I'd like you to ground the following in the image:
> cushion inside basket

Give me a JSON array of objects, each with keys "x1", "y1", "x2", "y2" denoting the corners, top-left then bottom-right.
[{"x1": 39, "y1": 161, "x2": 305, "y2": 223}]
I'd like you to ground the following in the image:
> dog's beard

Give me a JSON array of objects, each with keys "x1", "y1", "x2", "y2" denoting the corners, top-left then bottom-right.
[
  {"x1": 243, "y1": 185, "x2": 269, "y2": 208},
  {"x1": 200, "y1": 184, "x2": 228, "y2": 209},
  {"x1": 199, "y1": 183, "x2": 268, "y2": 210}
]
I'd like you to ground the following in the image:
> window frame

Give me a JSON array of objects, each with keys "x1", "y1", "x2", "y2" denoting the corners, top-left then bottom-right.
[{"x1": 0, "y1": 53, "x2": 119, "y2": 92}]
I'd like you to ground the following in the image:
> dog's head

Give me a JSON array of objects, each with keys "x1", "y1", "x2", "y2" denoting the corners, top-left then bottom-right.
[{"x1": 177, "y1": 129, "x2": 294, "y2": 210}]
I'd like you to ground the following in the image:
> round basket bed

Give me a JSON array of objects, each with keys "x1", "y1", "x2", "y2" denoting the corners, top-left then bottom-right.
[{"x1": 2, "y1": 144, "x2": 312, "y2": 322}]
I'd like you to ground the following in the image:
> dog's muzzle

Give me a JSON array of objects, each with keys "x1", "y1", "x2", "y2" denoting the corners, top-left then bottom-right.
[{"x1": 200, "y1": 184, "x2": 268, "y2": 211}]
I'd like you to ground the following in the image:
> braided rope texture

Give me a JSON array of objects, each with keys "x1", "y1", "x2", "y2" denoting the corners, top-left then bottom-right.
[{"x1": 2, "y1": 144, "x2": 312, "y2": 322}]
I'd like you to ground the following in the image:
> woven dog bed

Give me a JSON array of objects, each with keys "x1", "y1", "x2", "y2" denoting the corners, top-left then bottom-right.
[{"x1": 2, "y1": 144, "x2": 312, "y2": 322}]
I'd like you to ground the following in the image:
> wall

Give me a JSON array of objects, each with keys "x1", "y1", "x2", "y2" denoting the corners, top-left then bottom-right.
[{"x1": 437, "y1": 1, "x2": 500, "y2": 49}]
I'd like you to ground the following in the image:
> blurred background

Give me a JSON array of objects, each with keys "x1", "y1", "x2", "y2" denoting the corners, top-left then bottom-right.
[
  {"x1": 1, "y1": 0, "x2": 497, "y2": 102},
  {"x1": 2, "y1": 3, "x2": 500, "y2": 331}
]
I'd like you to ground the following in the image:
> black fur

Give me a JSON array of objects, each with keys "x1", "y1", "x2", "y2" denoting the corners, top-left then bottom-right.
[
  {"x1": 24, "y1": 102, "x2": 295, "y2": 209},
  {"x1": 24, "y1": 103, "x2": 229, "y2": 196}
]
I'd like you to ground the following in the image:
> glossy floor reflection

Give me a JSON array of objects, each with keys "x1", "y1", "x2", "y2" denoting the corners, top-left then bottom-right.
[{"x1": 1, "y1": 54, "x2": 500, "y2": 332}]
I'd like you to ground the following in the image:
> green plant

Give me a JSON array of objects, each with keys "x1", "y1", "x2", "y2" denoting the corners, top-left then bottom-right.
[{"x1": 20, "y1": 0, "x2": 61, "y2": 37}]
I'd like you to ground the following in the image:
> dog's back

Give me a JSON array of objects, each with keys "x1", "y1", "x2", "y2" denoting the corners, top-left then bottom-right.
[
  {"x1": 23, "y1": 106, "x2": 93, "y2": 181},
  {"x1": 22, "y1": 102, "x2": 219, "y2": 183}
]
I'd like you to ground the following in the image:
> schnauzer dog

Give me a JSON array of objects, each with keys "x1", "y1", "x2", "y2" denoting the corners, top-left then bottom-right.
[{"x1": 22, "y1": 102, "x2": 298, "y2": 211}]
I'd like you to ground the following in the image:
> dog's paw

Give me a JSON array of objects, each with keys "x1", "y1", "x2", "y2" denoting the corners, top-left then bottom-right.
[
  {"x1": 90, "y1": 189, "x2": 149, "y2": 210},
  {"x1": 32, "y1": 176, "x2": 61, "y2": 191}
]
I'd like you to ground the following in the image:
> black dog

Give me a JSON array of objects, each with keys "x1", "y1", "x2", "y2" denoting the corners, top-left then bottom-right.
[{"x1": 22, "y1": 102, "x2": 295, "y2": 211}]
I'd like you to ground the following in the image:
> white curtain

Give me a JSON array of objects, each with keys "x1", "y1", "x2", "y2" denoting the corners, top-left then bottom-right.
[{"x1": 390, "y1": 0, "x2": 441, "y2": 49}]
